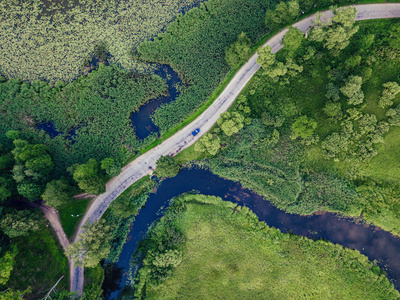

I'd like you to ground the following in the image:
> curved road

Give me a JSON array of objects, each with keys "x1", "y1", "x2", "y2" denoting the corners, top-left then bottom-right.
[{"x1": 69, "y1": 4, "x2": 400, "y2": 294}]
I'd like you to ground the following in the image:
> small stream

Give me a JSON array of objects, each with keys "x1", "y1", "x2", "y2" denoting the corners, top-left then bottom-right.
[
  {"x1": 130, "y1": 65, "x2": 182, "y2": 139},
  {"x1": 104, "y1": 168, "x2": 400, "y2": 299}
]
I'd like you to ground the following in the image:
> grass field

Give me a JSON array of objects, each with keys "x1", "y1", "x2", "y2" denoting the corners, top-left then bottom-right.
[
  {"x1": 7, "y1": 221, "x2": 69, "y2": 298},
  {"x1": 59, "y1": 198, "x2": 92, "y2": 239},
  {"x1": 135, "y1": 194, "x2": 398, "y2": 299}
]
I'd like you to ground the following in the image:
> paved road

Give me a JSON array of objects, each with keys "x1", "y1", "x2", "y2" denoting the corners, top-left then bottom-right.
[{"x1": 68, "y1": 4, "x2": 400, "y2": 295}]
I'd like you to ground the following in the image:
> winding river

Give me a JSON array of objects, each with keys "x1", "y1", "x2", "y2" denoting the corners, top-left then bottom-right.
[{"x1": 103, "y1": 168, "x2": 400, "y2": 299}]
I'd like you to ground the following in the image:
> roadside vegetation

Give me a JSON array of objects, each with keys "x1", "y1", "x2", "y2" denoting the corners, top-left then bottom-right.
[
  {"x1": 133, "y1": 194, "x2": 398, "y2": 299},
  {"x1": 188, "y1": 9, "x2": 400, "y2": 236}
]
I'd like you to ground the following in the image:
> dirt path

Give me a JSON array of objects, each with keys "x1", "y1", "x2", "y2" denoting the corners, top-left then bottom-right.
[{"x1": 36, "y1": 4, "x2": 400, "y2": 296}]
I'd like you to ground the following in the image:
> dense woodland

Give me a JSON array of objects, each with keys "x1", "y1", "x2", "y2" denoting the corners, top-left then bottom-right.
[{"x1": 0, "y1": 0, "x2": 399, "y2": 298}]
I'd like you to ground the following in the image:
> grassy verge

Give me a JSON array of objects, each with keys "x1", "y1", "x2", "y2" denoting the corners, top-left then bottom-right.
[
  {"x1": 59, "y1": 198, "x2": 92, "y2": 239},
  {"x1": 134, "y1": 194, "x2": 398, "y2": 299},
  {"x1": 7, "y1": 221, "x2": 69, "y2": 298}
]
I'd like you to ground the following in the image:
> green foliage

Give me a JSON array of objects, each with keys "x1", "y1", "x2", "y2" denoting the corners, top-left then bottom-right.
[
  {"x1": 156, "y1": 156, "x2": 180, "y2": 178},
  {"x1": 217, "y1": 112, "x2": 244, "y2": 136},
  {"x1": 194, "y1": 133, "x2": 220, "y2": 155},
  {"x1": 257, "y1": 45, "x2": 303, "y2": 82},
  {"x1": 67, "y1": 219, "x2": 112, "y2": 268},
  {"x1": 100, "y1": 157, "x2": 121, "y2": 178},
  {"x1": 378, "y1": 81, "x2": 400, "y2": 108},
  {"x1": 0, "y1": 0, "x2": 200, "y2": 82},
  {"x1": 7, "y1": 222, "x2": 68, "y2": 296},
  {"x1": 59, "y1": 198, "x2": 92, "y2": 239},
  {"x1": 225, "y1": 32, "x2": 252, "y2": 69},
  {"x1": 282, "y1": 26, "x2": 304, "y2": 55},
  {"x1": 42, "y1": 179, "x2": 73, "y2": 208},
  {"x1": 0, "y1": 64, "x2": 168, "y2": 173},
  {"x1": 0, "y1": 244, "x2": 18, "y2": 285},
  {"x1": 72, "y1": 158, "x2": 106, "y2": 195},
  {"x1": 9, "y1": 139, "x2": 54, "y2": 200},
  {"x1": 290, "y1": 115, "x2": 317, "y2": 140},
  {"x1": 265, "y1": 0, "x2": 300, "y2": 30},
  {"x1": 0, "y1": 287, "x2": 31, "y2": 300},
  {"x1": 134, "y1": 194, "x2": 398, "y2": 299},
  {"x1": 138, "y1": 0, "x2": 270, "y2": 132},
  {"x1": 340, "y1": 75, "x2": 364, "y2": 105},
  {"x1": 310, "y1": 7, "x2": 359, "y2": 56},
  {"x1": 323, "y1": 102, "x2": 342, "y2": 118},
  {"x1": 0, "y1": 210, "x2": 39, "y2": 238}
]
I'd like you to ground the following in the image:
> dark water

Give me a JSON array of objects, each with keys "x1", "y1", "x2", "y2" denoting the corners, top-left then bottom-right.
[
  {"x1": 36, "y1": 121, "x2": 78, "y2": 142},
  {"x1": 104, "y1": 168, "x2": 400, "y2": 299},
  {"x1": 130, "y1": 65, "x2": 181, "y2": 139}
]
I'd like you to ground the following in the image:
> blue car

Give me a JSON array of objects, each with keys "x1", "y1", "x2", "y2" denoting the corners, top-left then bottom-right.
[{"x1": 192, "y1": 128, "x2": 200, "y2": 136}]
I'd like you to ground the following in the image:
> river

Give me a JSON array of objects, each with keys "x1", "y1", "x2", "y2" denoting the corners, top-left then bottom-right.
[{"x1": 103, "y1": 168, "x2": 400, "y2": 299}]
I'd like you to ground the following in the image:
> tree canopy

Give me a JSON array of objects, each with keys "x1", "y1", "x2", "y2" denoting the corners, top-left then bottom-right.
[
  {"x1": 225, "y1": 32, "x2": 252, "y2": 69},
  {"x1": 156, "y1": 156, "x2": 180, "y2": 178}
]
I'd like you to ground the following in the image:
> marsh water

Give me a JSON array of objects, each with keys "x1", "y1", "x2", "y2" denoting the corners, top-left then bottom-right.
[
  {"x1": 130, "y1": 65, "x2": 182, "y2": 139},
  {"x1": 104, "y1": 168, "x2": 400, "y2": 299}
]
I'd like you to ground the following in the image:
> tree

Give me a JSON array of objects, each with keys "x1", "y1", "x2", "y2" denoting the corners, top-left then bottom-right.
[
  {"x1": 0, "y1": 287, "x2": 31, "y2": 300},
  {"x1": 309, "y1": 7, "x2": 359, "y2": 56},
  {"x1": 217, "y1": 112, "x2": 244, "y2": 136},
  {"x1": 67, "y1": 219, "x2": 111, "y2": 268},
  {"x1": 257, "y1": 46, "x2": 276, "y2": 70},
  {"x1": 155, "y1": 156, "x2": 180, "y2": 178},
  {"x1": 100, "y1": 157, "x2": 121, "y2": 177},
  {"x1": 194, "y1": 133, "x2": 220, "y2": 155},
  {"x1": 17, "y1": 182, "x2": 43, "y2": 201},
  {"x1": 283, "y1": 27, "x2": 304, "y2": 54},
  {"x1": 323, "y1": 102, "x2": 342, "y2": 118},
  {"x1": 340, "y1": 76, "x2": 364, "y2": 105},
  {"x1": 325, "y1": 83, "x2": 340, "y2": 101},
  {"x1": 378, "y1": 82, "x2": 400, "y2": 108},
  {"x1": 42, "y1": 179, "x2": 73, "y2": 208},
  {"x1": 225, "y1": 32, "x2": 252, "y2": 69},
  {"x1": 0, "y1": 245, "x2": 18, "y2": 285},
  {"x1": 73, "y1": 158, "x2": 106, "y2": 195},
  {"x1": 0, "y1": 177, "x2": 12, "y2": 202},
  {"x1": 257, "y1": 45, "x2": 302, "y2": 81},
  {"x1": 265, "y1": 0, "x2": 299, "y2": 29},
  {"x1": 152, "y1": 250, "x2": 182, "y2": 268},
  {"x1": 321, "y1": 132, "x2": 350, "y2": 159},
  {"x1": 290, "y1": 116, "x2": 317, "y2": 140},
  {"x1": 0, "y1": 210, "x2": 39, "y2": 238}
]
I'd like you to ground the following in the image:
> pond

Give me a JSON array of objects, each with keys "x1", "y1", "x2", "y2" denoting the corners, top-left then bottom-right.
[
  {"x1": 130, "y1": 65, "x2": 182, "y2": 139},
  {"x1": 36, "y1": 121, "x2": 78, "y2": 142},
  {"x1": 103, "y1": 168, "x2": 400, "y2": 299}
]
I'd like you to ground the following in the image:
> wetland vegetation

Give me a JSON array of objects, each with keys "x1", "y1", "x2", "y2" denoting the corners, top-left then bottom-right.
[{"x1": 133, "y1": 194, "x2": 399, "y2": 299}]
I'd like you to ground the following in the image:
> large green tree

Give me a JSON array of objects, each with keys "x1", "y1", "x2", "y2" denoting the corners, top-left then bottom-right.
[
  {"x1": 340, "y1": 75, "x2": 364, "y2": 105},
  {"x1": 282, "y1": 26, "x2": 304, "y2": 55},
  {"x1": 265, "y1": 0, "x2": 299, "y2": 30},
  {"x1": 290, "y1": 115, "x2": 317, "y2": 140},
  {"x1": 378, "y1": 82, "x2": 400, "y2": 108},
  {"x1": 225, "y1": 32, "x2": 252, "y2": 69},
  {"x1": 309, "y1": 7, "x2": 359, "y2": 56},
  {"x1": 155, "y1": 156, "x2": 180, "y2": 178},
  {"x1": 0, "y1": 245, "x2": 18, "y2": 285},
  {"x1": 217, "y1": 112, "x2": 244, "y2": 136},
  {"x1": 0, "y1": 210, "x2": 39, "y2": 238},
  {"x1": 72, "y1": 159, "x2": 106, "y2": 195},
  {"x1": 194, "y1": 133, "x2": 221, "y2": 155},
  {"x1": 67, "y1": 219, "x2": 111, "y2": 268},
  {"x1": 42, "y1": 179, "x2": 73, "y2": 208}
]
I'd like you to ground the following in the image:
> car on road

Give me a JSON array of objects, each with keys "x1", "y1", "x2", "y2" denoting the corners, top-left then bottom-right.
[{"x1": 192, "y1": 128, "x2": 200, "y2": 136}]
